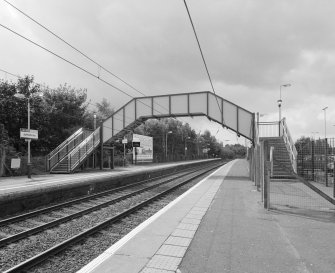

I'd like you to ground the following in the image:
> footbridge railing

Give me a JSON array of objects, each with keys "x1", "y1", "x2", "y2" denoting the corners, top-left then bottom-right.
[
  {"x1": 102, "y1": 91, "x2": 255, "y2": 144},
  {"x1": 68, "y1": 127, "x2": 100, "y2": 172},
  {"x1": 46, "y1": 128, "x2": 92, "y2": 172},
  {"x1": 49, "y1": 91, "x2": 255, "y2": 173},
  {"x1": 258, "y1": 118, "x2": 297, "y2": 173}
]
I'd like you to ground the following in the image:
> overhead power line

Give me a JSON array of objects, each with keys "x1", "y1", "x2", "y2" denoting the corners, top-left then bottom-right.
[
  {"x1": 182, "y1": 0, "x2": 223, "y2": 116},
  {"x1": 0, "y1": 68, "x2": 20, "y2": 78},
  {"x1": 4, "y1": 0, "x2": 197, "y2": 126},
  {"x1": 3, "y1": 0, "x2": 146, "y2": 97},
  {"x1": 0, "y1": 23, "x2": 135, "y2": 99}
]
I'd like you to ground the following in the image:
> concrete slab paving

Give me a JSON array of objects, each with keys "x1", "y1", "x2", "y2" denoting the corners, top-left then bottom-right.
[
  {"x1": 77, "y1": 159, "x2": 335, "y2": 273},
  {"x1": 178, "y1": 160, "x2": 335, "y2": 273},
  {"x1": 77, "y1": 160, "x2": 235, "y2": 273}
]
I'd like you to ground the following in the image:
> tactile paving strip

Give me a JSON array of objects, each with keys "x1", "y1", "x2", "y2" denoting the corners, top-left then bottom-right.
[{"x1": 140, "y1": 179, "x2": 223, "y2": 272}]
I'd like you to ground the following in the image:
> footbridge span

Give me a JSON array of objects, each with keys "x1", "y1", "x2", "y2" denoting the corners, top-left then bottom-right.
[{"x1": 47, "y1": 91, "x2": 255, "y2": 173}]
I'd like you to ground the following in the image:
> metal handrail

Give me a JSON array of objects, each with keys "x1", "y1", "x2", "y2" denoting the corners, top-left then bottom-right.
[
  {"x1": 68, "y1": 127, "x2": 100, "y2": 172},
  {"x1": 281, "y1": 118, "x2": 297, "y2": 173},
  {"x1": 258, "y1": 121, "x2": 280, "y2": 138},
  {"x1": 258, "y1": 119, "x2": 297, "y2": 173},
  {"x1": 47, "y1": 128, "x2": 95, "y2": 172},
  {"x1": 47, "y1": 128, "x2": 82, "y2": 159},
  {"x1": 46, "y1": 128, "x2": 83, "y2": 171}
]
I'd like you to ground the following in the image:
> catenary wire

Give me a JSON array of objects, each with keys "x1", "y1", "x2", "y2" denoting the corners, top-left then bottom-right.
[
  {"x1": 182, "y1": 0, "x2": 223, "y2": 118},
  {"x1": 2, "y1": 0, "x2": 146, "y2": 97},
  {"x1": 2, "y1": 0, "x2": 184, "y2": 122},
  {"x1": 0, "y1": 68, "x2": 20, "y2": 78},
  {"x1": 0, "y1": 24, "x2": 171, "y2": 121},
  {"x1": 0, "y1": 23, "x2": 134, "y2": 99}
]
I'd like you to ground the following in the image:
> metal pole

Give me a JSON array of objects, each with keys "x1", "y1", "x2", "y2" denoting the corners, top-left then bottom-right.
[
  {"x1": 27, "y1": 98, "x2": 31, "y2": 178},
  {"x1": 325, "y1": 138, "x2": 328, "y2": 187},
  {"x1": 263, "y1": 140, "x2": 270, "y2": 209},
  {"x1": 135, "y1": 147, "x2": 137, "y2": 165},
  {"x1": 93, "y1": 114, "x2": 96, "y2": 168},
  {"x1": 165, "y1": 133, "x2": 167, "y2": 161},
  {"x1": 100, "y1": 121, "x2": 103, "y2": 170},
  {"x1": 184, "y1": 138, "x2": 186, "y2": 159},
  {"x1": 123, "y1": 143, "x2": 126, "y2": 167},
  {"x1": 279, "y1": 86, "x2": 282, "y2": 122},
  {"x1": 323, "y1": 107, "x2": 328, "y2": 139},
  {"x1": 312, "y1": 140, "x2": 315, "y2": 181}
]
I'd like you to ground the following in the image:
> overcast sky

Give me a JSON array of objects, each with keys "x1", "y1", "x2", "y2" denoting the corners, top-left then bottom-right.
[{"x1": 1, "y1": 0, "x2": 335, "y2": 144}]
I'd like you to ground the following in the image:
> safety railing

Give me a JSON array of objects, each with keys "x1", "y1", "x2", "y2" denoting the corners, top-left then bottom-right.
[
  {"x1": 47, "y1": 128, "x2": 92, "y2": 171},
  {"x1": 68, "y1": 127, "x2": 100, "y2": 172},
  {"x1": 47, "y1": 128, "x2": 82, "y2": 171},
  {"x1": 258, "y1": 119, "x2": 297, "y2": 174},
  {"x1": 281, "y1": 118, "x2": 297, "y2": 173},
  {"x1": 258, "y1": 121, "x2": 282, "y2": 138}
]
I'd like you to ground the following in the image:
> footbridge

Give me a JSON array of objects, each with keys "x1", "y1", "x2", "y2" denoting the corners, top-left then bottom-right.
[{"x1": 47, "y1": 91, "x2": 255, "y2": 173}]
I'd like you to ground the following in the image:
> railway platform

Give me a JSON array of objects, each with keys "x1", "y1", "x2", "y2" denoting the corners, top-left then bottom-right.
[
  {"x1": 0, "y1": 160, "x2": 212, "y2": 196},
  {"x1": 0, "y1": 159, "x2": 218, "y2": 217},
  {"x1": 78, "y1": 159, "x2": 335, "y2": 273}
]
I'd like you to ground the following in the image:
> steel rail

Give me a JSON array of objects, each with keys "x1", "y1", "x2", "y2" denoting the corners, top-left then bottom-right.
[
  {"x1": 0, "y1": 163, "x2": 212, "y2": 226},
  {"x1": 0, "y1": 164, "x2": 214, "y2": 247},
  {"x1": 3, "y1": 163, "x2": 222, "y2": 273}
]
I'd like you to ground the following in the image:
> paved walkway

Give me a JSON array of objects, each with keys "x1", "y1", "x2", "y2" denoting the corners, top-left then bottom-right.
[
  {"x1": 179, "y1": 161, "x2": 335, "y2": 273},
  {"x1": 78, "y1": 159, "x2": 335, "y2": 273}
]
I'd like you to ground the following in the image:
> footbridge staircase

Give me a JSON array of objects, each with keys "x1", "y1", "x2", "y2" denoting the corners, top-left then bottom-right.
[
  {"x1": 47, "y1": 91, "x2": 255, "y2": 174},
  {"x1": 258, "y1": 118, "x2": 297, "y2": 179}
]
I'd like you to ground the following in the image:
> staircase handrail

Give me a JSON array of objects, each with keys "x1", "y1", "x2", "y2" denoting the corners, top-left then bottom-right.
[
  {"x1": 68, "y1": 127, "x2": 100, "y2": 172},
  {"x1": 258, "y1": 121, "x2": 280, "y2": 138},
  {"x1": 47, "y1": 128, "x2": 82, "y2": 159},
  {"x1": 281, "y1": 118, "x2": 297, "y2": 173},
  {"x1": 47, "y1": 128, "x2": 94, "y2": 171},
  {"x1": 46, "y1": 128, "x2": 84, "y2": 171}
]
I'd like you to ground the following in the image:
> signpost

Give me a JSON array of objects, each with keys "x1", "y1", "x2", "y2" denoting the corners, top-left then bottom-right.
[
  {"x1": 132, "y1": 137, "x2": 140, "y2": 165},
  {"x1": 20, "y1": 128, "x2": 38, "y2": 178},
  {"x1": 122, "y1": 138, "x2": 128, "y2": 167}
]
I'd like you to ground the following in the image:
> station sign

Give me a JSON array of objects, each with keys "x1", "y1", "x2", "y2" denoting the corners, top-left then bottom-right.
[
  {"x1": 132, "y1": 137, "x2": 140, "y2": 147},
  {"x1": 20, "y1": 128, "x2": 38, "y2": 140}
]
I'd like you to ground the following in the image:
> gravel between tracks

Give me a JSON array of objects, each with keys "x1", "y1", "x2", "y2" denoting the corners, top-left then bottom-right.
[
  {"x1": 30, "y1": 177, "x2": 202, "y2": 273},
  {"x1": 0, "y1": 173, "x2": 205, "y2": 272}
]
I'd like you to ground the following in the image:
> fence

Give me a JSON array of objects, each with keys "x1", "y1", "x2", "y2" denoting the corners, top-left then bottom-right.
[
  {"x1": 297, "y1": 138, "x2": 335, "y2": 188},
  {"x1": 250, "y1": 138, "x2": 335, "y2": 219}
]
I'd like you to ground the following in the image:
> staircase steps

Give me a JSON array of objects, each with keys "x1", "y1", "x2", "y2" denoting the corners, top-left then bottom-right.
[{"x1": 262, "y1": 137, "x2": 296, "y2": 180}]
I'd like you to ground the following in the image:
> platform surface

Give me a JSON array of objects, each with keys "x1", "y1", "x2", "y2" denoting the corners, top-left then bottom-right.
[{"x1": 78, "y1": 159, "x2": 335, "y2": 273}]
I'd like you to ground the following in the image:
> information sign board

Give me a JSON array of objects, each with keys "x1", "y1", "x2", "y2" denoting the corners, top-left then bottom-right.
[
  {"x1": 132, "y1": 134, "x2": 153, "y2": 162},
  {"x1": 20, "y1": 128, "x2": 38, "y2": 140}
]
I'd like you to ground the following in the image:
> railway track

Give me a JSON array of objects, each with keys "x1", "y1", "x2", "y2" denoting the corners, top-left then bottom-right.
[{"x1": 0, "y1": 161, "x2": 223, "y2": 273}]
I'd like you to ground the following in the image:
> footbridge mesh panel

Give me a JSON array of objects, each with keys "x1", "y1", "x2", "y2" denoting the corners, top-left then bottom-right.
[
  {"x1": 269, "y1": 139, "x2": 335, "y2": 218},
  {"x1": 102, "y1": 91, "x2": 255, "y2": 144}
]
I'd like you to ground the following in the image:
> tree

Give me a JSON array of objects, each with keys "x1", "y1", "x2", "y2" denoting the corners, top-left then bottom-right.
[
  {"x1": 42, "y1": 83, "x2": 89, "y2": 150},
  {"x1": 0, "y1": 123, "x2": 9, "y2": 176},
  {"x1": 96, "y1": 98, "x2": 114, "y2": 119}
]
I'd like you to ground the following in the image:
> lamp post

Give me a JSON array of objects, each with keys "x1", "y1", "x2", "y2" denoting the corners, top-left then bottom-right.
[
  {"x1": 14, "y1": 93, "x2": 31, "y2": 178},
  {"x1": 278, "y1": 84, "x2": 291, "y2": 122},
  {"x1": 184, "y1": 136, "x2": 190, "y2": 160},
  {"x1": 93, "y1": 113, "x2": 97, "y2": 168},
  {"x1": 322, "y1": 107, "x2": 328, "y2": 139},
  {"x1": 165, "y1": 130, "x2": 172, "y2": 161}
]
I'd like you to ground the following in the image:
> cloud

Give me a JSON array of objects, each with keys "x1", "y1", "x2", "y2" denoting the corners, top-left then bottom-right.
[{"x1": 1, "y1": 0, "x2": 335, "y2": 141}]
